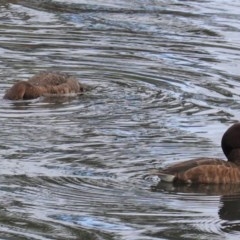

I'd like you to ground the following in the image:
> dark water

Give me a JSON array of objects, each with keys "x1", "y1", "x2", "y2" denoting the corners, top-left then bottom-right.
[{"x1": 1, "y1": 0, "x2": 240, "y2": 239}]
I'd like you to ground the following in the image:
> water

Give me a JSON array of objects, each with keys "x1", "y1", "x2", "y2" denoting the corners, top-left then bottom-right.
[{"x1": 0, "y1": 0, "x2": 240, "y2": 239}]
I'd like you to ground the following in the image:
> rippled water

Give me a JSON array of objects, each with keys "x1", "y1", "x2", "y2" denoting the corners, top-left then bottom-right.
[{"x1": 1, "y1": 0, "x2": 240, "y2": 239}]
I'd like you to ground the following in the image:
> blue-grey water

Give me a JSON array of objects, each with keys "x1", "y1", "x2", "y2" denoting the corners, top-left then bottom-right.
[{"x1": 1, "y1": 0, "x2": 240, "y2": 239}]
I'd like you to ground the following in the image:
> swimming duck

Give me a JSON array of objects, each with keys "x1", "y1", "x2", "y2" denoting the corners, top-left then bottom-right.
[
  {"x1": 153, "y1": 123, "x2": 240, "y2": 184},
  {"x1": 4, "y1": 71, "x2": 85, "y2": 100}
]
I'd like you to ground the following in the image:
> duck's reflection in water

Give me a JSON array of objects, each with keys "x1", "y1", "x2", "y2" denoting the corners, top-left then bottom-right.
[
  {"x1": 152, "y1": 182, "x2": 240, "y2": 234},
  {"x1": 219, "y1": 194, "x2": 240, "y2": 232}
]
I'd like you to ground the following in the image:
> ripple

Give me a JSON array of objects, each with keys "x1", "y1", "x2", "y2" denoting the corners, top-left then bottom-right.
[
  {"x1": 52, "y1": 214, "x2": 133, "y2": 231},
  {"x1": 1, "y1": 0, "x2": 240, "y2": 239}
]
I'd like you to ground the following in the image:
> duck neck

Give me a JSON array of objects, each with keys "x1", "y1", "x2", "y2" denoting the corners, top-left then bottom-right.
[{"x1": 227, "y1": 149, "x2": 240, "y2": 166}]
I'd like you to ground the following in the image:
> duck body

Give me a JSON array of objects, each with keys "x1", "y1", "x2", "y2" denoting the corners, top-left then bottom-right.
[
  {"x1": 156, "y1": 157, "x2": 240, "y2": 184},
  {"x1": 154, "y1": 123, "x2": 240, "y2": 184},
  {"x1": 4, "y1": 71, "x2": 85, "y2": 100}
]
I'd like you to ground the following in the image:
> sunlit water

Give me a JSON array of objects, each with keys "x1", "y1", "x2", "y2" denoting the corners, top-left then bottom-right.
[{"x1": 0, "y1": 0, "x2": 240, "y2": 239}]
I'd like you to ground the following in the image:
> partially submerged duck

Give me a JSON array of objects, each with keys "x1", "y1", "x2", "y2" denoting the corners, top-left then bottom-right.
[
  {"x1": 153, "y1": 123, "x2": 240, "y2": 184},
  {"x1": 4, "y1": 71, "x2": 85, "y2": 100}
]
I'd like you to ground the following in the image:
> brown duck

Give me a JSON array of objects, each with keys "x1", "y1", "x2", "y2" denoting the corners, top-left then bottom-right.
[
  {"x1": 153, "y1": 123, "x2": 240, "y2": 184},
  {"x1": 4, "y1": 71, "x2": 85, "y2": 100}
]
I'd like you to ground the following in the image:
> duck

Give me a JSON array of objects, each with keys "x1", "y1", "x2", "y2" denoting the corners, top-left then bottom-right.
[
  {"x1": 3, "y1": 71, "x2": 85, "y2": 100},
  {"x1": 153, "y1": 123, "x2": 240, "y2": 184}
]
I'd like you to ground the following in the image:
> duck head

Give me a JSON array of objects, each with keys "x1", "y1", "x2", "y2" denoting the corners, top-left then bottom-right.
[{"x1": 221, "y1": 123, "x2": 240, "y2": 164}]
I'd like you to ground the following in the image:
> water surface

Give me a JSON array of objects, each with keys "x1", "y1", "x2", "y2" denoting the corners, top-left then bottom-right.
[{"x1": 1, "y1": 0, "x2": 240, "y2": 239}]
